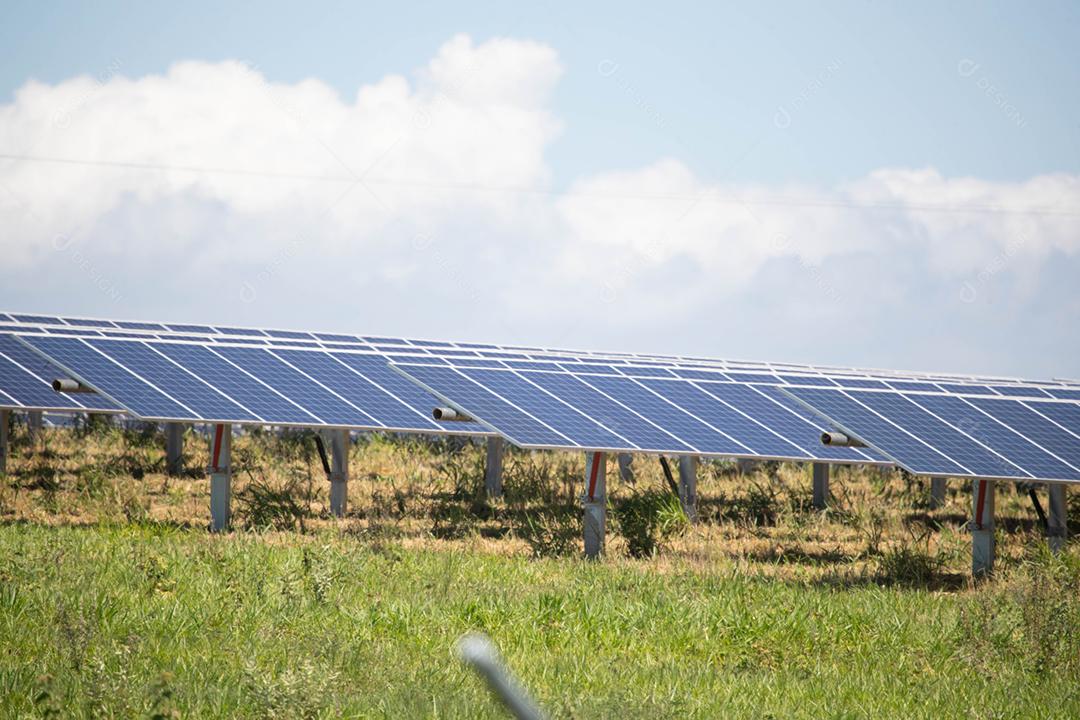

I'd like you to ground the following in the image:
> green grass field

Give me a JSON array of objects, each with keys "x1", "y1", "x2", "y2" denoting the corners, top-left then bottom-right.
[{"x1": 1, "y1": 422, "x2": 1078, "y2": 718}]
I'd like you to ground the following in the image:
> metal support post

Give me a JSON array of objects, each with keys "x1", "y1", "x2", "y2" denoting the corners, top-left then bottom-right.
[
  {"x1": 165, "y1": 422, "x2": 184, "y2": 476},
  {"x1": 209, "y1": 424, "x2": 232, "y2": 532},
  {"x1": 328, "y1": 428, "x2": 349, "y2": 517},
  {"x1": 27, "y1": 410, "x2": 43, "y2": 443},
  {"x1": 0, "y1": 409, "x2": 8, "y2": 476},
  {"x1": 1047, "y1": 483, "x2": 1068, "y2": 553},
  {"x1": 812, "y1": 463, "x2": 830, "y2": 509},
  {"x1": 930, "y1": 476, "x2": 947, "y2": 509},
  {"x1": 582, "y1": 452, "x2": 607, "y2": 558},
  {"x1": 678, "y1": 455, "x2": 698, "y2": 522},
  {"x1": 971, "y1": 479, "x2": 996, "y2": 578},
  {"x1": 485, "y1": 436, "x2": 504, "y2": 499}
]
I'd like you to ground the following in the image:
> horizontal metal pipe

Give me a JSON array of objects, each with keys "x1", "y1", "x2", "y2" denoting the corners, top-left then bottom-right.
[
  {"x1": 52, "y1": 378, "x2": 95, "y2": 393},
  {"x1": 821, "y1": 431, "x2": 865, "y2": 447},
  {"x1": 433, "y1": 406, "x2": 472, "y2": 422}
]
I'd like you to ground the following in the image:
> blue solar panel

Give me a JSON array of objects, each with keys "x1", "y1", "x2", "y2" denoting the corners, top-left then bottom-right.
[
  {"x1": 557, "y1": 363, "x2": 621, "y2": 376},
  {"x1": 86, "y1": 340, "x2": 260, "y2": 422},
  {"x1": 11, "y1": 314, "x2": 63, "y2": 324},
  {"x1": 905, "y1": 394, "x2": 1080, "y2": 481},
  {"x1": 585, "y1": 376, "x2": 754, "y2": 455},
  {"x1": 1048, "y1": 389, "x2": 1080, "y2": 401},
  {"x1": 518, "y1": 370, "x2": 692, "y2": 452},
  {"x1": 165, "y1": 324, "x2": 217, "y2": 334},
  {"x1": 44, "y1": 328, "x2": 100, "y2": 337},
  {"x1": 710, "y1": 383, "x2": 872, "y2": 462},
  {"x1": 0, "y1": 336, "x2": 118, "y2": 412},
  {"x1": 1028, "y1": 401, "x2": 1080, "y2": 438},
  {"x1": 62, "y1": 318, "x2": 116, "y2": 328},
  {"x1": 270, "y1": 349, "x2": 437, "y2": 431},
  {"x1": 313, "y1": 332, "x2": 360, "y2": 343},
  {"x1": 935, "y1": 383, "x2": 996, "y2": 396},
  {"x1": 783, "y1": 387, "x2": 968, "y2": 476},
  {"x1": 673, "y1": 368, "x2": 731, "y2": 382},
  {"x1": 721, "y1": 372, "x2": 778, "y2": 384},
  {"x1": 886, "y1": 381, "x2": 942, "y2": 393},
  {"x1": 19, "y1": 336, "x2": 197, "y2": 419},
  {"x1": 151, "y1": 343, "x2": 320, "y2": 425},
  {"x1": 619, "y1": 365, "x2": 676, "y2": 378},
  {"x1": 457, "y1": 343, "x2": 501, "y2": 350},
  {"x1": 214, "y1": 327, "x2": 267, "y2": 337},
  {"x1": 990, "y1": 385, "x2": 1052, "y2": 399},
  {"x1": 435, "y1": 349, "x2": 479, "y2": 357},
  {"x1": 114, "y1": 321, "x2": 167, "y2": 331},
  {"x1": 216, "y1": 337, "x2": 266, "y2": 345},
  {"x1": 0, "y1": 353, "x2": 80, "y2": 409},
  {"x1": 474, "y1": 351, "x2": 526, "y2": 360},
  {"x1": 409, "y1": 340, "x2": 455, "y2": 348},
  {"x1": 834, "y1": 378, "x2": 891, "y2": 390},
  {"x1": 845, "y1": 390, "x2": 1029, "y2": 478},
  {"x1": 103, "y1": 331, "x2": 153, "y2": 339},
  {"x1": 447, "y1": 358, "x2": 506, "y2": 369},
  {"x1": 330, "y1": 353, "x2": 487, "y2": 434},
  {"x1": 211, "y1": 346, "x2": 376, "y2": 426},
  {"x1": 457, "y1": 367, "x2": 629, "y2": 448},
  {"x1": 264, "y1": 330, "x2": 315, "y2": 340},
  {"x1": 966, "y1": 398, "x2": 1080, "y2": 472},
  {"x1": 778, "y1": 374, "x2": 837, "y2": 387},
  {"x1": 393, "y1": 364, "x2": 570, "y2": 447},
  {"x1": 373, "y1": 344, "x2": 424, "y2": 354},
  {"x1": 380, "y1": 354, "x2": 446, "y2": 365}
]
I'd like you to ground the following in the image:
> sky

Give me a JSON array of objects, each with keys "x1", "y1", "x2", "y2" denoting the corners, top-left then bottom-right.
[{"x1": 0, "y1": 1, "x2": 1078, "y2": 379}]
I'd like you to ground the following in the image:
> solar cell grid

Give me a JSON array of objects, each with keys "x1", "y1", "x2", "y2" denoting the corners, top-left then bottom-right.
[
  {"x1": 21, "y1": 336, "x2": 197, "y2": 419},
  {"x1": 152, "y1": 343, "x2": 320, "y2": 425},
  {"x1": 461, "y1": 367, "x2": 628, "y2": 448},
  {"x1": 87, "y1": 340, "x2": 260, "y2": 422},
  {"x1": 6, "y1": 312, "x2": 1078, "y2": 484},
  {"x1": 906, "y1": 393, "x2": 1080, "y2": 481},
  {"x1": 781, "y1": 386, "x2": 969, "y2": 476},
  {"x1": 393, "y1": 364, "x2": 568, "y2": 446},
  {"x1": 581, "y1": 374, "x2": 750, "y2": 455}
]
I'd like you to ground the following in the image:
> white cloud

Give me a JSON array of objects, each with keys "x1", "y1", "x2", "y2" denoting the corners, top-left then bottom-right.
[{"x1": 0, "y1": 34, "x2": 1077, "y2": 377}]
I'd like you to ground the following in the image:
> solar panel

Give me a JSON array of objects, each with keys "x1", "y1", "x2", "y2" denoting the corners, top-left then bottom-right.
[
  {"x1": 0, "y1": 334, "x2": 123, "y2": 412},
  {"x1": 15, "y1": 334, "x2": 487, "y2": 434},
  {"x1": 4, "y1": 310, "x2": 1076, "y2": 476},
  {"x1": 781, "y1": 386, "x2": 1080, "y2": 483},
  {"x1": 392, "y1": 362, "x2": 887, "y2": 464}
]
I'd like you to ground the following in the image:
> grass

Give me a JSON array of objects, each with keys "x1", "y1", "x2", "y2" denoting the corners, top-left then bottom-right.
[{"x1": 0, "y1": 421, "x2": 1078, "y2": 717}]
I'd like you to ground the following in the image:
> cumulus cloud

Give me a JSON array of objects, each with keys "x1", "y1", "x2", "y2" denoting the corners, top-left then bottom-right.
[{"x1": 0, "y1": 34, "x2": 1077, "y2": 377}]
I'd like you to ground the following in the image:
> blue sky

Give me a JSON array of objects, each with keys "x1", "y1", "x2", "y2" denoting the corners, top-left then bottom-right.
[
  {"x1": 1, "y1": 2, "x2": 1078, "y2": 377},
  {"x1": 4, "y1": 1, "x2": 1077, "y2": 184}
]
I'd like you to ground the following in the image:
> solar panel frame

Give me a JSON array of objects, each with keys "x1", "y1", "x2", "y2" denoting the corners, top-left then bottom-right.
[
  {"x1": 13, "y1": 333, "x2": 494, "y2": 435},
  {"x1": 781, "y1": 386, "x2": 1080, "y2": 484},
  {"x1": 391, "y1": 361, "x2": 893, "y2": 464}
]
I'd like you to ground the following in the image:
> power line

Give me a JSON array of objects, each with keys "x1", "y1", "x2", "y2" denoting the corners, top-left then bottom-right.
[{"x1": 1, "y1": 151, "x2": 1078, "y2": 217}]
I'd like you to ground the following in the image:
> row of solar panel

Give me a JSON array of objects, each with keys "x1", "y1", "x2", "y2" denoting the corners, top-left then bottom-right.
[
  {"x1": 14, "y1": 334, "x2": 897, "y2": 465},
  {"x1": 784, "y1": 387, "x2": 1080, "y2": 483},
  {"x1": 15, "y1": 335, "x2": 489, "y2": 434},
  {"x1": 391, "y1": 361, "x2": 1080, "y2": 484},
  {"x1": 3, "y1": 313, "x2": 1075, "y2": 390},
  {"x1": 6, "y1": 326, "x2": 1076, "y2": 416},
  {"x1": 12, "y1": 325, "x2": 1080, "y2": 484},
  {"x1": 392, "y1": 362, "x2": 889, "y2": 464},
  {"x1": 0, "y1": 334, "x2": 123, "y2": 412}
]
